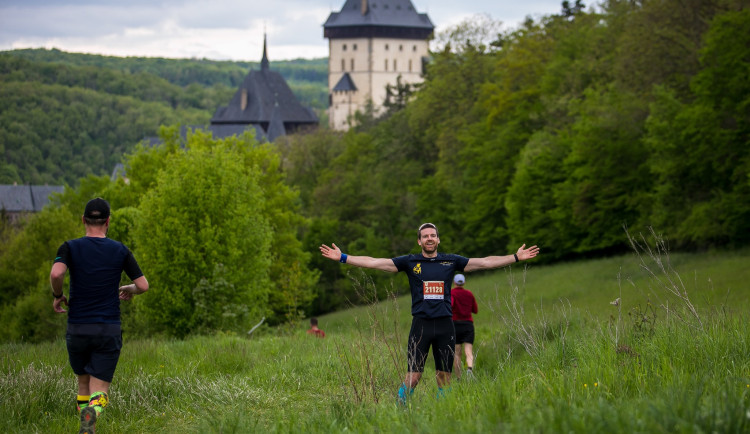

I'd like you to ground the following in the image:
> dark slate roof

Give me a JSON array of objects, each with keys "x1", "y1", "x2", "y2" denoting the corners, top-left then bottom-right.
[
  {"x1": 324, "y1": 0, "x2": 434, "y2": 30},
  {"x1": 211, "y1": 37, "x2": 318, "y2": 128},
  {"x1": 211, "y1": 70, "x2": 318, "y2": 125},
  {"x1": 0, "y1": 185, "x2": 64, "y2": 212},
  {"x1": 266, "y1": 104, "x2": 287, "y2": 142},
  {"x1": 333, "y1": 73, "x2": 358, "y2": 92}
]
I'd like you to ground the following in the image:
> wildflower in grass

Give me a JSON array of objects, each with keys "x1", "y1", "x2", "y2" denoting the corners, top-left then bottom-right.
[
  {"x1": 594, "y1": 383, "x2": 598, "y2": 387},
  {"x1": 584, "y1": 384, "x2": 587, "y2": 388}
]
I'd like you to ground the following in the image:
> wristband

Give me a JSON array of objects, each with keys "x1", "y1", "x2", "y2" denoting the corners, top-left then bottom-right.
[
  {"x1": 513, "y1": 253, "x2": 519, "y2": 263},
  {"x1": 53, "y1": 292, "x2": 63, "y2": 299},
  {"x1": 340, "y1": 253, "x2": 348, "y2": 264}
]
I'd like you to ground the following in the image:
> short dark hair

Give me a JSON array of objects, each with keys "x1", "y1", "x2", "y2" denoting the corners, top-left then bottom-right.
[
  {"x1": 310, "y1": 317, "x2": 318, "y2": 326},
  {"x1": 417, "y1": 222, "x2": 439, "y2": 239}
]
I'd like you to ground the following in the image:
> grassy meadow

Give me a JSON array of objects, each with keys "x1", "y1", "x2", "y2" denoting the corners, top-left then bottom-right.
[{"x1": 2, "y1": 242, "x2": 750, "y2": 433}]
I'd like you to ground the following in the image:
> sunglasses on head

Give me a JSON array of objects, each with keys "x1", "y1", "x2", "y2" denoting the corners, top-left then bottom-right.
[{"x1": 417, "y1": 223, "x2": 439, "y2": 238}]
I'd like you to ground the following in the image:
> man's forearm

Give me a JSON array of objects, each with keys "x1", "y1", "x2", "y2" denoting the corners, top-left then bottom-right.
[
  {"x1": 343, "y1": 255, "x2": 398, "y2": 272},
  {"x1": 50, "y1": 277, "x2": 64, "y2": 296},
  {"x1": 464, "y1": 255, "x2": 517, "y2": 272}
]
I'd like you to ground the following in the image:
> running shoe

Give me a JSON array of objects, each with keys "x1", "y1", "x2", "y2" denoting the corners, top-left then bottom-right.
[{"x1": 79, "y1": 406, "x2": 96, "y2": 434}]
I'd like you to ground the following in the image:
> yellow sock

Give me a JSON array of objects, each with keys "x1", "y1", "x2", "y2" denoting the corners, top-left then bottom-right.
[{"x1": 77, "y1": 394, "x2": 90, "y2": 412}]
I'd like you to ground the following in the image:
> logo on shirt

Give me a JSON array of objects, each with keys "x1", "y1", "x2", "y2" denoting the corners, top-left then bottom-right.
[
  {"x1": 413, "y1": 263, "x2": 422, "y2": 274},
  {"x1": 423, "y1": 281, "x2": 444, "y2": 300},
  {"x1": 440, "y1": 262, "x2": 452, "y2": 266}
]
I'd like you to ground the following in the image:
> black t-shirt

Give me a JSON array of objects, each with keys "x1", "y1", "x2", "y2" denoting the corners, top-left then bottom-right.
[
  {"x1": 55, "y1": 236, "x2": 143, "y2": 324},
  {"x1": 391, "y1": 253, "x2": 469, "y2": 319}
]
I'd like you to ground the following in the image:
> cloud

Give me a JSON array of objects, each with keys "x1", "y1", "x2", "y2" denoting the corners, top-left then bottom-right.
[{"x1": 0, "y1": 0, "x2": 565, "y2": 60}]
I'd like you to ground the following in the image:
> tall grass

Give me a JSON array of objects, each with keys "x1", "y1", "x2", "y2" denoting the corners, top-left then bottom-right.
[{"x1": 1, "y1": 245, "x2": 749, "y2": 433}]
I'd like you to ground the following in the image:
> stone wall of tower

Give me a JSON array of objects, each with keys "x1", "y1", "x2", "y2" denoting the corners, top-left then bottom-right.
[{"x1": 328, "y1": 36, "x2": 430, "y2": 130}]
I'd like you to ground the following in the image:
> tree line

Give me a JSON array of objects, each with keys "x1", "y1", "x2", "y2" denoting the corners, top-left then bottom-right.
[
  {"x1": 7, "y1": 48, "x2": 328, "y2": 88},
  {"x1": 0, "y1": 50, "x2": 327, "y2": 185},
  {"x1": 281, "y1": 0, "x2": 749, "y2": 313},
  {"x1": 0, "y1": 0, "x2": 747, "y2": 342}
]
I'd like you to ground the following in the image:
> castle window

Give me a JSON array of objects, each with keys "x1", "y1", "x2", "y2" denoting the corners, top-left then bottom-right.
[
  {"x1": 353, "y1": 43, "x2": 357, "y2": 51},
  {"x1": 385, "y1": 44, "x2": 389, "y2": 51},
  {"x1": 413, "y1": 45, "x2": 417, "y2": 52},
  {"x1": 393, "y1": 59, "x2": 397, "y2": 71},
  {"x1": 384, "y1": 59, "x2": 388, "y2": 71},
  {"x1": 343, "y1": 44, "x2": 347, "y2": 51},
  {"x1": 399, "y1": 44, "x2": 403, "y2": 51},
  {"x1": 409, "y1": 59, "x2": 413, "y2": 72},
  {"x1": 341, "y1": 59, "x2": 345, "y2": 71},
  {"x1": 350, "y1": 59, "x2": 354, "y2": 70}
]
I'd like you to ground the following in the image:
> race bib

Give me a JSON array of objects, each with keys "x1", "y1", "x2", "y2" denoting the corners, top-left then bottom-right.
[{"x1": 423, "y1": 281, "x2": 445, "y2": 300}]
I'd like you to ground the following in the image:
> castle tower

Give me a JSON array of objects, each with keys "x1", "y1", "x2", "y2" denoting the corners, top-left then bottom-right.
[{"x1": 324, "y1": 0, "x2": 434, "y2": 130}]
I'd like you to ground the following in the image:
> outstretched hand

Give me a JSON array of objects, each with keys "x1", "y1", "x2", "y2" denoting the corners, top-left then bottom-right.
[
  {"x1": 516, "y1": 244, "x2": 540, "y2": 261},
  {"x1": 319, "y1": 243, "x2": 342, "y2": 261}
]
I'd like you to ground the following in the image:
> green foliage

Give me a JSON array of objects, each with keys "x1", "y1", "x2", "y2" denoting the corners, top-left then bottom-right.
[
  {"x1": 645, "y1": 9, "x2": 750, "y2": 247},
  {"x1": 554, "y1": 86, "x2": 649, "y2": 255},
  {"x1": 191, "y1": 264, "x2": 252, "y2": 334},
  {"x1": 0, "y1": 77, "x2": 209, "y2": 185},
  {"x1": 505, "y1": 131, "x2": 571, "y2": 259},
  {"x1": 0, "y1": 278, "x2": 66, "y2": 343},
  {"x1": 130, "y1": 133, "x2": 272, "y2": 337},
  {"x1": 3, "y1": 48, "x2": 327, "y2": 83},
  {"x1": 0, "y1": 206, "x2": 78, "y2": 304},
  {"x1": 0, "y1": 50, "x2": 326, "y2": 185},
  {"x1": 2, "y1": 1, "x2": 750, "y2": 327}
]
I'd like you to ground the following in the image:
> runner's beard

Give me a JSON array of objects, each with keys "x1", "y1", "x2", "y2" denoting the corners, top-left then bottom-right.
[{"x1": 422, "y1": 243, "x2": 437, "y2": 255}]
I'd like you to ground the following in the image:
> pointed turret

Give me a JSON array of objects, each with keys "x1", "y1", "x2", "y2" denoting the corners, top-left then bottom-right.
[{"x1": 260, "y1": 33, "x2": 270, "y2": 72}]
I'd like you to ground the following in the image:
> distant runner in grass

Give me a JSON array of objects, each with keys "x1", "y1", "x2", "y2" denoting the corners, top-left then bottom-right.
[
  {"x1": 450, "y1": 273, "x2": 478, "y2": 379},
  {"x1": 320, "y1": 222, "x2": 539, "y2": 404},
  {"x1": 51, "y1": 198, "x2": 149, "y2": 434},
  {"x1": 307, "y1": 317, "x2": 326, "y2": 338}
]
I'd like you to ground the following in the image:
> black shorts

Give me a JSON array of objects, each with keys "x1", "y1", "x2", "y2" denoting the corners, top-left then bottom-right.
[
  {"x1": 454, "y1": 321, "x2": 475, "y2": 344},
  {"x1": 66, "y1": 323, "x2": 123, "y2": 383},
  {"x1": 407, "y1": 316, "x2": 455, "y2": 373}
]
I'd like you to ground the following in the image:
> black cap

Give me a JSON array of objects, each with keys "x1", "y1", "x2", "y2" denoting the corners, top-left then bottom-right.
[{"x1": 84, "y1": 198, "x2": 110, "y2": 219}]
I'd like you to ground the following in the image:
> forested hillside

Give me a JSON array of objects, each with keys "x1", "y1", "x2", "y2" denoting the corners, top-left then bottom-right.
[
  {"x1": 281, "y1": 0, "x2": 750, "y2": 313},
  {"x1": 0, "y1": 0, "x2": 747, "y2": 342},
  {"x1": 0, "y1": 49, "x2": 327, "y2": 185}
]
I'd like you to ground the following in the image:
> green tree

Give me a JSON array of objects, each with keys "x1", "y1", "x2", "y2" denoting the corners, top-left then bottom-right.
[
  {"x1": 131, "y1": 135, "x2": 272, "y2": 336},
  {"x1": 645, "y1": 9, "x2": 750, "y2": 247}
]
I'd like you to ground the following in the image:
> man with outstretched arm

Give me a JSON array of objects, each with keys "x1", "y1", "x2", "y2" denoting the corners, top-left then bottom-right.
[
  {"x1": 51, "y1": 198, "x2": 148, "y2": 434},
  {"x1": 320, "y1": 222, "x2": 539, "y2": 404}
]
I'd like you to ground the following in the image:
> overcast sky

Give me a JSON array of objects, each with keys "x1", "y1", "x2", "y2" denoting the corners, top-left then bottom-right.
[{"x1": 0, "y1": 0, "x2": 567, "y2": 61}]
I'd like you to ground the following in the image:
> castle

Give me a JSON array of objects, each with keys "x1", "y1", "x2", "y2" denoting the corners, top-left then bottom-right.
[{"x1": 324, "y1": 0, "x2": 434, "y2": 130}]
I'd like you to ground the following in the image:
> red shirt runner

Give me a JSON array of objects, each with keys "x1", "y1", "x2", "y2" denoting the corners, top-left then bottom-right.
[{"x1": 451, "y1": 286, "x2": 478, "y2": 322}]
